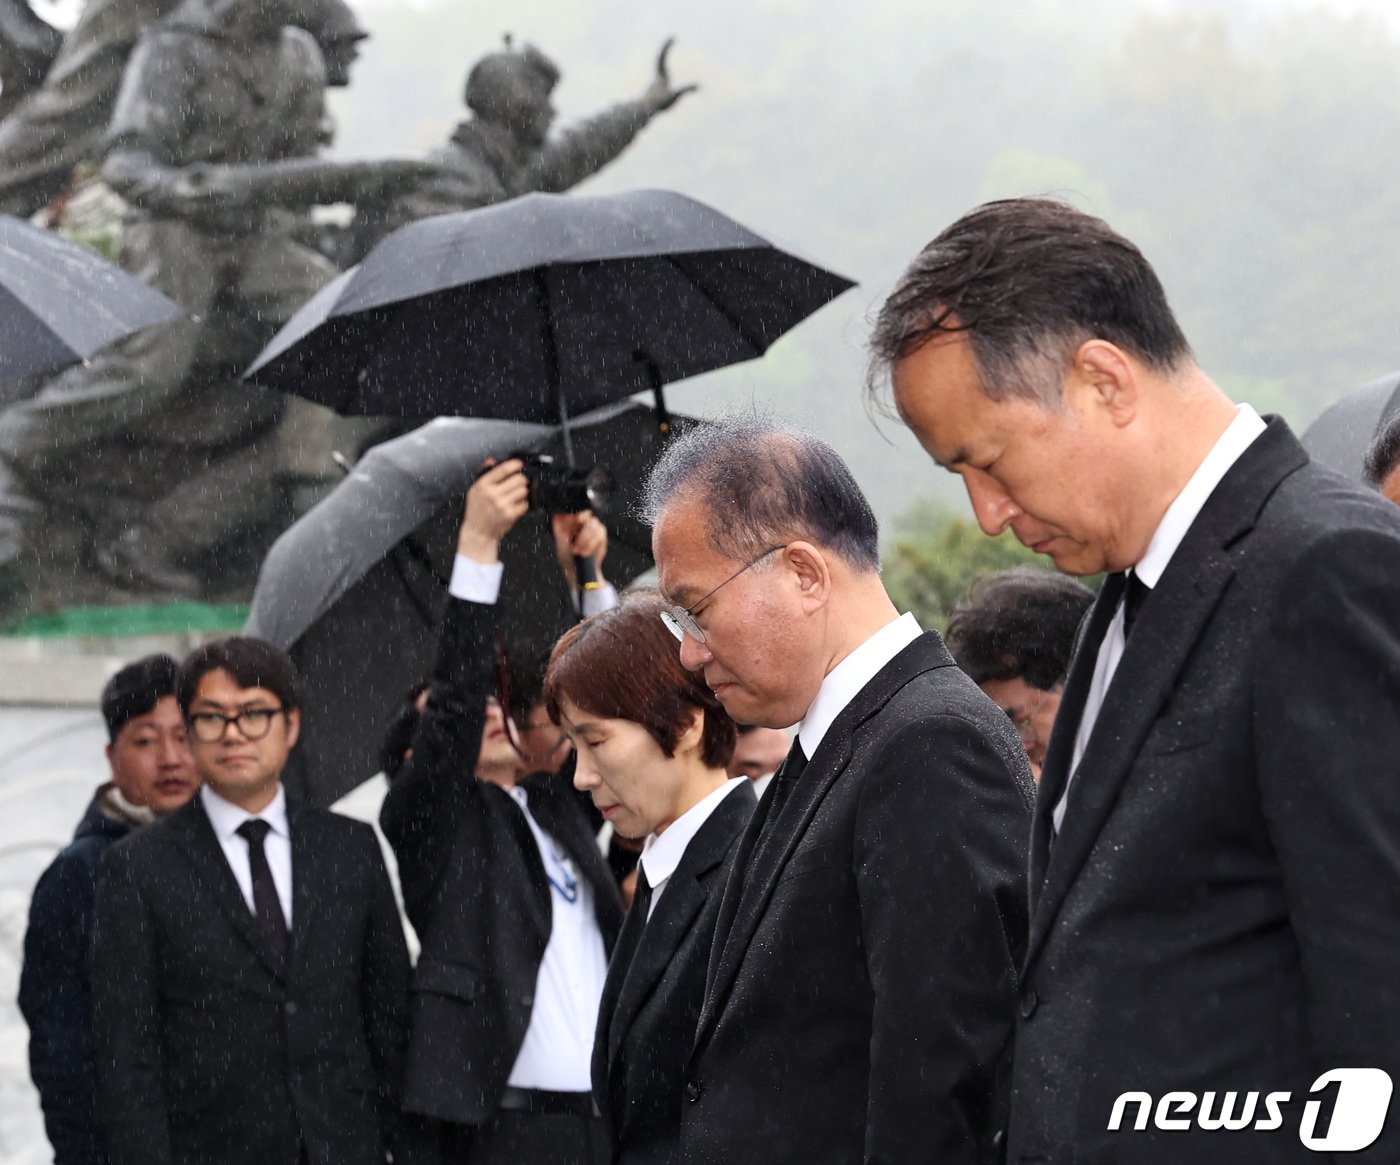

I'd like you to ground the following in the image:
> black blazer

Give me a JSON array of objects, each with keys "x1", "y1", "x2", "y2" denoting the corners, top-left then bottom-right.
[
  {"x1": 677, "y1": 631, "x2": 1034, "y2": 1164},
  {"x1": 593, "y1": 780, "x2": 756, "y2": 1164},
  {"x1": 90, "y1": 796, "x2": 409, "y2": 1165},
  {"x1": 1009, "y1": 419, "x2": 1400, "y2": 1164},
  {"x1": 380, "y1": 595, "x2": 624, "y2": 1125}
]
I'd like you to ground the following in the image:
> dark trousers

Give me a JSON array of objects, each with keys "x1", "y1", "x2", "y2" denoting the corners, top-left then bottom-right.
[{"x1": 438, "y1": 1098, "x2": 610, "y2": 1165}]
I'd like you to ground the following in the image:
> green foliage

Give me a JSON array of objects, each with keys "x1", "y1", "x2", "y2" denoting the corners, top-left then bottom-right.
[{"x1": 882, "y1": 500, "x2": 1052, "y2": 632}]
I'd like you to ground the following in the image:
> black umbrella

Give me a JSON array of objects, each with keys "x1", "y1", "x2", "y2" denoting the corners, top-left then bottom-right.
[
  {"x1": 244, "y1": 401, "x2": 691, "y2": 807},
  {"x1": 1301, "y1": 370, "x2": 1400, "y2": 483},
  {"x1": 244, "y1": 188, "x2": 855, "y2": 456},
  {"x1": 0, "y1": 213, "x2": 184, "y2": 388}
]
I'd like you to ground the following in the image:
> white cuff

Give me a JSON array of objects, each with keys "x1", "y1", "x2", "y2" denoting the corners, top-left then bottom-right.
[
  {"x1": 579, "y1": 582, "x2": 619, "y2": 618},
  {"x1": 449, "y1": 555, "x2": 504, "y2": 604}
]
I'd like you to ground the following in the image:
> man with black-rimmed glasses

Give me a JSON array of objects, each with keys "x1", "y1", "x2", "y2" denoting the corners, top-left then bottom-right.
[{"x1": 89, "y1": 636, "x2": 410, "y2": 1165}]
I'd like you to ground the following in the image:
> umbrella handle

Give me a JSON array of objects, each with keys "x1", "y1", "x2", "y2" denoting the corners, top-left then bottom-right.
[{"x1": 574, "y1": 554, "x2": 600, "y2": 589}]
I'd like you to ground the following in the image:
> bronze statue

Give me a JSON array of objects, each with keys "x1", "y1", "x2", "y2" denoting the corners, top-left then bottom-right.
[
  {"x1": 0, "y1": 0, "x2": 429, "y2": 597},
  {"x1": 344, "y1": 36, "x2": 697, "y2": 262},
  {"x1": 0, "y1": 0, "x2": 364, "y2": 218}
]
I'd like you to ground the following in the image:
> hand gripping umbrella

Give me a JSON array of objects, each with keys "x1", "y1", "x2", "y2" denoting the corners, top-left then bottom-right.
[
  {"x1": 0, "y1": 214, "x2": 184, "y2": 393},
  {"x1": 243, "y1": 187, "x2": 856, "y2": 457}
]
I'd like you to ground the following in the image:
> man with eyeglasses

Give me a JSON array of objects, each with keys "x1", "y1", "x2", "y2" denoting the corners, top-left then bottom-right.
[
  {"x1": 945, "y1": 568, "x2": 1095, "y2": 783},
  {"x1": 644, "y1": 416, "x2": 1034, "y2": 1165},
  {"x1": 380, "y1": 459, "x2": 624, "y2": 1165},
  {"x1": 89, "y1": 636, "x2": 410, "y2": 1165}
]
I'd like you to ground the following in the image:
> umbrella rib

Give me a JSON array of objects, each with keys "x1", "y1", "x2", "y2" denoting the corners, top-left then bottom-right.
[{"x1": 661, "y1": 253, "x2": 769, "y2": 357}]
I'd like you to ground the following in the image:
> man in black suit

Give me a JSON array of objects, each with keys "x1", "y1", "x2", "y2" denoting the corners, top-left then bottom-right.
[
  {"x1": 644, "y1": 421, "x2": 1034, "y2": 1164},
  {"x1": 380, "y1": 459, "x2": 624, "y2": 1164},
  {"x1": 90, "y1": 637, "x2": 409, "y2": 1165},
  {"x1": 871, "y1": 197, "x2": 1400, "y2": 1163}
]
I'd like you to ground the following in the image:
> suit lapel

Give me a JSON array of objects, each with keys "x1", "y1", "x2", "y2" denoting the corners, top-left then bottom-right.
[
  {"x1": 1023, "y1": 418, "x2": 1308, "y2": 979},
  {"x1": 695, "y1": 634, "x2": 953, "y2": 1050},
  {"x1": 1028, "y1": 572, "x2": 1125, "y2": 905},
  {"x1": 607, "y1": 785, "x2": 753, "y2": 1072},
  {"x1": 288, "y1": 810, "x2": 322, "y2": 982},
  {"x1": 167, "y1": 798, "x2": 288, "y2": 981},
  {"x1": 520, "y1": 774, "x2": 626, "y2": 944}
]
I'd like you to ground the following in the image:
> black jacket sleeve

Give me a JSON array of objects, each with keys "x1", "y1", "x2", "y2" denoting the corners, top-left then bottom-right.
[
  {"x1": 20, "y1": 843, "x2": 107, "y2": 1165},
  {"x1": 379, "y1": 596, "x2": 499, "y2": 931}
]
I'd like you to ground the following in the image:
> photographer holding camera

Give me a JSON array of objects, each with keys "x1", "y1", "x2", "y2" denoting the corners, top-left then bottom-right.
[{"x1": 380, "y1": 458, "x2": 624, "y2": 1165}]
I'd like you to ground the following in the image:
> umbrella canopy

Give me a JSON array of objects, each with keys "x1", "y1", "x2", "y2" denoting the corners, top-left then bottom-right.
[
  {"x1": 244, "y1": 400, "x2": 689, "y2": 806},
  {"x1": 0, "y1": 214, "x2": 184, "y2": 387},
  {"x1": 243, "y1": 188, "x2": 855, "y2": 424},
  {"x1": 1301, "y1": 370, "x2": 1400, "y2": 483}
]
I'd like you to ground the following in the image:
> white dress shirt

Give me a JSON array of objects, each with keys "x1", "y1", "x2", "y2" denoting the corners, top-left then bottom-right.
[
  {"x1": 449, "y1": 554, "x2": 618, "y2": 616},
  {"x1": 1053, "y1": 404, "x2": 1266, "y2": 832},
  {"x1": 795, "y1": 612, "x2": 923, "y2": 755},
  {"x1": 448, "y1": 551, "x2": 615, "y2": 1092},
  {"x1": 504, "y1": 785, "x2": 610, "y2": 1091},
  {"x1": 201, "y1": 783, "x2": 294, "y2": 928},
  {"x1": 638, "y1": 777, "x2": 749, "y2": 919}
]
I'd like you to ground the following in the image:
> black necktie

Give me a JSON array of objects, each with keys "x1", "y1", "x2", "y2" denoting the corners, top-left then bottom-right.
[
  {"x1": 236, "y1": 819, "x2": 288, "y2": 964},
  {"x1": 1122, "y1": 571, "x2": 1152, "y2": 638},
  {"x1": 632, "y1": 864, "x2": 654, "y2": 922},
  {"x1": 754, "y1": 736, "x2": 807, "y2": 850}
]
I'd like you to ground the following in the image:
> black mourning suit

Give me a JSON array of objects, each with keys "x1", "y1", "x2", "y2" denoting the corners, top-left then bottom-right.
[
  {"x1": 380, "y1": 596, "x2": 624, "y2": 1128},
  {"x1": 1009, "y1": 419, "x2": 1400, "y2": 1163},
  {"x1": 90, "y1": 797, "x2": 409, "y2": 1165},
  {"x1": 592, "y1": 780, "x2": 756, "y2": 1164},
  {"x1": 677, "y1": 630, "x2": 1034, "y2": 1164}
]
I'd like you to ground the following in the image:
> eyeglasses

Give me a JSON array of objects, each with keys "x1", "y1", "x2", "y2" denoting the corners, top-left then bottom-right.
[
  {"x1": 659, "y1": 545, "x2": 783, "y2": 644},
  {"x1": 188, "y1": 707, "x2": 287, "y2": 743},
  {"x1": 1003, "y1": 688, "x2": 1053, "y2": 749}
]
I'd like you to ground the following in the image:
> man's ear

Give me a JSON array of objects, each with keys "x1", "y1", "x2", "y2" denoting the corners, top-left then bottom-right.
[
  {"x1": 784, "y1": 541, "x2": 831, "y2": 613},
  {"x1": 675, "y1": 708, "x2": 705, "y2": 758},
  {"x1": 285, "y1": 708, "x2": 302, "y2": 750},
  {"x1": 1070, "y1": 340, "x2": 1140, "y2": 428}
]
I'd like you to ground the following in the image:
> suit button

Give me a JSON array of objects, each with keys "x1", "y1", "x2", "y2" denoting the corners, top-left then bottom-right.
[
  {"x1": 284, "y1": 1001, "x2": 297, "y2": 1015},
  {"x1": 521, "y1": 993, "x2": 534, "y2": 1008},
  {"x1": 685, "y1": 1080, "x2": 703, "y2": 1104},
  {"x1": 1019, "y1": 990, "x2": 1039, "y2": 1019}
]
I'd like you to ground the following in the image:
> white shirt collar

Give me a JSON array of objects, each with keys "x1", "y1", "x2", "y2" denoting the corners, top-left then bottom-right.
[
  {"x1": 639, "y1": 777, "x2": 748, "y2": 890},
  {"x1": 1134, "y1": 405, "x2": 1266, "y2": 587},
  {"x1": 201, "y1": 782, "x2": 290, "y2": 841},
  {"x1": 795, "y1": 612, "x2": 922, "y2": 756}
]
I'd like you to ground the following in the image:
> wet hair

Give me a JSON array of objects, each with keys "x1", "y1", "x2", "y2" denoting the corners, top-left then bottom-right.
[
  {"x1": 867, "y1": 198, "x2": 1194, "y2": 409},
  {"x1": 1363, "y1": 410, "x2": 1400, "y2": 489},
  {"x1": 177, "y1": 637, "x2": 300, "y2": 716},
  {"x1": 543, "y1": 591, "x2": 736, "y2": 770},
  {"x1": 641, "y1": 413, "x2": 881, "y2": 571},
  {"x1": 101, "y1": 654, "x2": 180, "y2": 742},
  {"x1": 945, "y1": 567, "x2": 1095, "y2": 691}
]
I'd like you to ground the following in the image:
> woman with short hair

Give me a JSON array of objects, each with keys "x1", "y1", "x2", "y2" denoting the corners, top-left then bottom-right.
[{"x1": 544, "y1": 591, "x2": 755, "y2": 1165}]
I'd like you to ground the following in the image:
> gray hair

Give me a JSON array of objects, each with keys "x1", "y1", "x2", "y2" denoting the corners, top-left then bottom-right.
[{"x1": 641, "y1": 413, "x2": 881, "y2": 572}]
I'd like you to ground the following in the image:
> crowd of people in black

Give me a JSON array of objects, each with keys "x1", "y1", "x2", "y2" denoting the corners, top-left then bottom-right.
[{"x1": 20, "y1": 199, "x2": 1400, "y2": 1165}]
